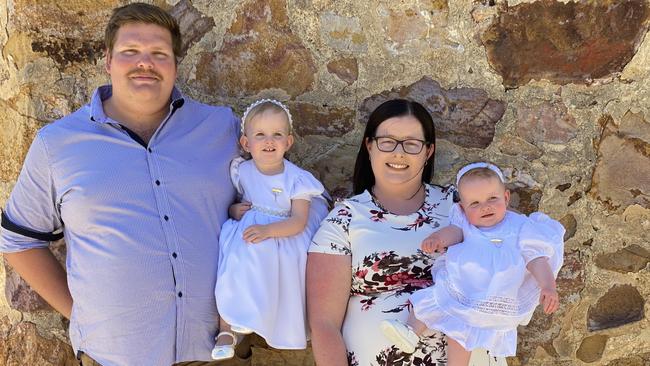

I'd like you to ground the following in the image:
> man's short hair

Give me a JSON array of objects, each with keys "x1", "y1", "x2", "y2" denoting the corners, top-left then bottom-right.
[{"x1": 105, "y1": 2, "x2": 182, "y2": 61}]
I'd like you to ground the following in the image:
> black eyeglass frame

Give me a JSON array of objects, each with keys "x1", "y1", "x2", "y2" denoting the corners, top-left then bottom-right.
[{"x1": 371, "y1": 136, "x2": 431, "y2": 155}]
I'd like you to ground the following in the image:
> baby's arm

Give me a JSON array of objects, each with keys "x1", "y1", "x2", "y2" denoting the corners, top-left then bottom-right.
[
  {"x1": 229, "y1": 201, "x2": 251, "y2": 220},
  {"x1": 242, "y1": 199, "x2": 310, "y2": 244},
  {"x1": 421, "y1": 225, "x2": 463, "y2": 254},
  {"x1": 527, "y1": 257, "x2": 559, "y2": 314}
]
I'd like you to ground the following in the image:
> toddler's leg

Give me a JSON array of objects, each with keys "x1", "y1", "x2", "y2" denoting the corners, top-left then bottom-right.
[
  {"x1": 216, "y1": 316, "x2": 237, "y2": 346},
  {"x1": 406, "y1": 309, "x2": 429, "y2": 337},
  {"x1": 446, "y1": 336, "x2": 471, "y2": 366}
]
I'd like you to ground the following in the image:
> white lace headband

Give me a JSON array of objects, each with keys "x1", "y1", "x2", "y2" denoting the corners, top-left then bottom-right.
[
  {"x1": 240, "y1": 99, "x2": 293, "y2": 135},
  {"x1": 456, "y1": 162, "x2": 505, "y2": 186}
]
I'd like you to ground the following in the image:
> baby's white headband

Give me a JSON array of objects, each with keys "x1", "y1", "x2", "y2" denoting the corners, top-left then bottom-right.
[
  {"x1": 455, "y1": 162, "x2": 505, "y2": 186},
  {"x1": 240, "y1": 99, "x2": 293, "y2": 135}
]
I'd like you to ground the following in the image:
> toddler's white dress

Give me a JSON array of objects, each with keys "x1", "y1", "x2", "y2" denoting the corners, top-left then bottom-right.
[
  {"x1": 409, "y1": 204, "x2": 565, "y2": 357},
  {"x1": 215, "y1": 158, "x2": 329, "y2": 349}
]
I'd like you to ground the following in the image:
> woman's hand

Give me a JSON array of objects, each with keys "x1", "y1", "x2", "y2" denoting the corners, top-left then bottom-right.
[
  {"x1": 229, "y1": 201, "x2": 251, "y2": 220},
  {"x1": 243, "y1": 224, "x2": 270, "y2": 243}
]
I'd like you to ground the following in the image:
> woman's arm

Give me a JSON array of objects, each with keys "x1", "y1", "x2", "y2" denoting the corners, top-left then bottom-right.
[
  {"x1": 307, "y1": 253, "x2": 351, "y2": 366},
  {"x1": 242, "y1": 199, "x2": 310, "y2": 243}
]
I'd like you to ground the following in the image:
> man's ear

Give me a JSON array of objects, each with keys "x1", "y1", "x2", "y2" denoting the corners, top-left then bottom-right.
[{"x1": 105, "y1": 49, "x2": 112, "y2": 74}]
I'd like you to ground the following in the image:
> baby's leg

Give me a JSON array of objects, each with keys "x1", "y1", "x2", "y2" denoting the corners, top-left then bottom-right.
[{"x1": 446, "y1": 336, "x2": 471, "y2": 366}]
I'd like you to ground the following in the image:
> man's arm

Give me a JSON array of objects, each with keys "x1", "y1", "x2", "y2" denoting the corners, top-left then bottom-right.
[{"x1": 4, "y1": 248, "x2": 72, "y2": 318}]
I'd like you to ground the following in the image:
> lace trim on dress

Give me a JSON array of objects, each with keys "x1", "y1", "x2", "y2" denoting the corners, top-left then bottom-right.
[
  {"x1": 445, "y1": 275, "x2": 539, "y2": 316},
  {"x1": 251, "y1": 205, "x2": 290, "y2": 218}
]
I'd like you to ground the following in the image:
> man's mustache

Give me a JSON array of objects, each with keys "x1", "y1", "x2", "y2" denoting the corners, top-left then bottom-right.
[{"x1": 127, "y1": 70, "x2": 162, "y2": 80}]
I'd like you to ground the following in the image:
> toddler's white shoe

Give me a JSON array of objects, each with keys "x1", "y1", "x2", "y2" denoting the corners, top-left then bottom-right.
[
  {"x1": 230, "y1": 325, "x2": 254, "y2": 335},
  {"x1": 380, "y1": 319, "x2": 420, "y2": 354},
  {"x1": 211, "y1": 331, "x2": 237, "y2": 361}
]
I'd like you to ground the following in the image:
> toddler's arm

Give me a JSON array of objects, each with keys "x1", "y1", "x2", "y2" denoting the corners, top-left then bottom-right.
[
  {"x1": 527, "y1": 257, "x2": 559, "y2": 314},
  {"x1": 242, "y1": 199, "x2": 310, "y2": 243},
  {"x1": 229, "y1": 201, "x2": 251, "y2": 220},
  {"x1": 421, "y1": 225, "x2": 463, "y2": 254}
]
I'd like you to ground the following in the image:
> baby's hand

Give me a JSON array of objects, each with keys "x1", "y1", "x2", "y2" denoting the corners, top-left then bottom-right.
[
  {"x1": 421, "y1": 233, "x2": 447, "y2": 254},
  {"x1": 243, "y1": 224, "x2": 270, "y2": 244},
  {"x1": 539, "y1": 287, "x2": 559, "y2": 314},
  {"x1": 229, "y1": 201, "x2": 252, "y2": 220}
]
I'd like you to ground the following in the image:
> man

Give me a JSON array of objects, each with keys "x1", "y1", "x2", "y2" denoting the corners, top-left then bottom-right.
[{"x1": 0, "y1": 3, "x2": 240, "y2": 365}]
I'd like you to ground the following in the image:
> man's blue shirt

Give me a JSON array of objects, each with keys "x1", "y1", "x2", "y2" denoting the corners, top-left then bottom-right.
[{"x1": 0, "y1": 85, "x2": 239, "y2": 365}]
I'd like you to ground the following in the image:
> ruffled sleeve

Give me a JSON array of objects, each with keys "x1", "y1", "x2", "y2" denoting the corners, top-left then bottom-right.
[
  {"x1": 229, "y1": 156, "x2": 247, "y2": 197},
  {"x1": 519, "y1": 212, "x2": 565, "y2": 275},
  {"x1": 308, "y1": 201, "x2": 352, "y2": 256},
  {"x1": 449, "y1": 203, "x2": 468, "y2": 228},
  {"x1": 290, "y1": 169, "x2": 325, "y2": 201}
]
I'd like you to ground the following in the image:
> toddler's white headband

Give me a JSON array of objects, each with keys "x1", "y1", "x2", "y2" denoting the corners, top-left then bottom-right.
[
  {"x1": 240, "y1": 99, "x2": 293, "y2": 135},
  {"x1": 456, "y1": 162, "x2": 505, "y2": 186}
]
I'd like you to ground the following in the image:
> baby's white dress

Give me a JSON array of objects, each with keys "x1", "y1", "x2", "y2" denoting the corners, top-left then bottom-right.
[
  {"x1": 215, "y1": 158, "x2": 329, "y2": 349},
  {"x1": 409, "y1": 204, "x2": 565, "y2": 357}
]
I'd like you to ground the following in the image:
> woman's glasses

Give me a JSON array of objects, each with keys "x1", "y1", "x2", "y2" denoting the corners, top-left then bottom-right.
[{"x1": 372, "y1": 136, "x2": 429, "y2": 155}]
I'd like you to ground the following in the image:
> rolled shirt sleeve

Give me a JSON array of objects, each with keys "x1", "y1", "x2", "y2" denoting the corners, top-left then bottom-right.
[
  {"x1": 1, "y1": 132, "x2": 63, "y2": 252},
  {"x1": 309, "y1": 202, "x2": 352, "y2": 256}
]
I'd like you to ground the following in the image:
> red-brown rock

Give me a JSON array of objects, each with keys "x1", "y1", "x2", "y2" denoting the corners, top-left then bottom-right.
[
  {"x1": 590, "y1": 111, "x2": 650, "y2": 211},
  {"x1": 195, "y1": 0, "x2": 316, "y2": 98},
  {"x1": 326, "y1": 58, "x2": 358, "y2": 85},
  {"x1": 481, "y1": 0, "x2": 650, "y2": 88},
  {"x1": 515, "y1": 101, "x2": 577, "y2": 145},
  {"x1": 288, "y1": 102, "x2": 355, "y2": 137},
  {"x1": 359, "y1": 77, "x2": 506, "y2": 148}
]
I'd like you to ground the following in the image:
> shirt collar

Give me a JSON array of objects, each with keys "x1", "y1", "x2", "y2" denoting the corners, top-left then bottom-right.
[{"x1": 89, "y1": 85, "x2": 185, "y2": 124}]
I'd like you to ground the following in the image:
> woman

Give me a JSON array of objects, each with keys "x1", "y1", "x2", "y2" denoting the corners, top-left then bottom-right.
[{"x1": 307, "y1": 99, "x2": 506, "y2": 365}]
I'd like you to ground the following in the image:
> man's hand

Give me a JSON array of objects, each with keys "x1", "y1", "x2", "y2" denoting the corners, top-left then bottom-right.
[
  {"x1": 540, "y1": 287, "x2": 559, "y2": 314},
  {"x1": 421, "y1": 232, "x2": 448, "y2": 254},
  {"x1": 229, "y1": 201, "x2": 251, "y2": 220},
  {"x1": 243, "y1": 224, "x2": 271, "y2": 243}
]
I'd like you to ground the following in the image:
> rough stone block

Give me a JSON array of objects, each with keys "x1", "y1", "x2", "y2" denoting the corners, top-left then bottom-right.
[
  {"x1": 587, "y1": 284, "x2": 645, "y2": 331},
  {"x1": 481, "y1": 0, "x2": 649, "y2": 88},
  {"x1": 576, "y1": 334, "x2": 608, "y2": 363},
  {"x1": 595, "y1": 245, "x2": 650, "y2": 273},
  {"x1": 359, "y1": 77, "x2": 505, "y2": 148},
  {"x1": 196, "y1": 0, "x2": 316, "y2": 98}
]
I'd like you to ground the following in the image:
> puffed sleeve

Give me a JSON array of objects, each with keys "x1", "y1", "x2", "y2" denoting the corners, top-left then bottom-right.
[
  {"x1": 519, "y1": 212, "x2": 565, "y2": 275},
  {"x1": 449, "y1": 203, "x2": 468, "y2": 228},
  {"x1": 0, "y1": 134, "x2": 63, "y2": 252},
  {"x1": 290, "y1": 169, "x2": 325, "y2": 201},
  {"x1": 308, "y1": 201, "x2": 352, "y2": 256},
  {"x1": 229, "y1": 156, "x2": 246, "y2": 197}
]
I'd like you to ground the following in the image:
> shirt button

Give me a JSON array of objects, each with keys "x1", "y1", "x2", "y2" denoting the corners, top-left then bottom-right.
[
  {"x1": 155, "y1": 180, "x2": 161, "y2": 186},
  {"x1": 164, "y1": 215, "x2": 169, "y2": 221},
  {"x1": 148, "y1": 148, "x2": 153, "y2": 153},
  {"x1": 178, "y1": 292, "x2": 183, "y2": 297},
  {"x1": 172, "y1": 252, "x2": 177, "y2": 258}
]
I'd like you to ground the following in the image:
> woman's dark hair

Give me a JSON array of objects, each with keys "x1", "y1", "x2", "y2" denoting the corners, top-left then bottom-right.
[{"x1": 352, "y1": 99, "x2": 436, "y2": 195}]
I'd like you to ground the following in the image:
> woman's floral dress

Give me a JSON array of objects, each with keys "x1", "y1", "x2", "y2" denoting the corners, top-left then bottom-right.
[{"x1": 309, "y1": 185, "x2": 506, "y2": 366}]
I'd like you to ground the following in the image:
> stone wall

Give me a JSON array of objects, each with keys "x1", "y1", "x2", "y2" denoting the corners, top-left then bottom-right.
[{"x1": 1, "y1": 0, "x2": 649, "y2": 365}]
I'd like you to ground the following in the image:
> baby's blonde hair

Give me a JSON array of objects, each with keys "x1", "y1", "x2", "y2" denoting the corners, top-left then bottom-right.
[{"x1": 241, "y1": 100, "x2": 293, "y2": 135}]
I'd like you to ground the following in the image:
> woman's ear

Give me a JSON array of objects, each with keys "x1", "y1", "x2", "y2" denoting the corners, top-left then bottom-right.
[
  {"x1": 365, "y1": 137, "x2": 373, "y2": 153},
  {"x1": 426, "y1": 143, "x2": 435, "y2": 160}
]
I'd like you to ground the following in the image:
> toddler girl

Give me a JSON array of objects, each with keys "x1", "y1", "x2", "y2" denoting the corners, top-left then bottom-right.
[
  {"x1": 212, "y1": 99, "x2": 329, "y2": 360},
  {"x1": 381, "y1": 162, "x2": 564, "y2": 365}
]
